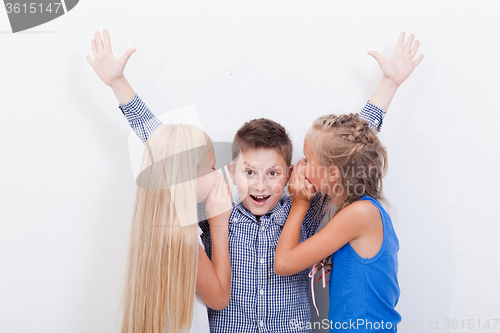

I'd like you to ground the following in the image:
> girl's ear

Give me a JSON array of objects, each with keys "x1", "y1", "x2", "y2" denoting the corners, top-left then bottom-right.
[
  {"x1": 227, "y1": 162, "x2": 237, "y2": 185},
  {"x1": 328, "y1": 165, "x2": 341, "y2": 184}
]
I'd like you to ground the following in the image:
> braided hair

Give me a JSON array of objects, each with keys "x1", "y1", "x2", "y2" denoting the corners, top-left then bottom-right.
[{"x1": 308, "y1": 113, "x2": 387, "y2": 214}]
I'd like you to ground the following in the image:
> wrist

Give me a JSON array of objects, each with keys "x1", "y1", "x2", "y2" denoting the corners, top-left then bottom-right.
[
  {"x1": 291, "y1": 196, "x2": 312, "y2": 208},
  {"x1": 208, "y1": 219, "x2": 229, "y2": 231},
  {"x1": 380, "y1": 75, "x2": 401, "y2": 90},
  {"x1": 368, "y1": 76, "x2": 400, "y2": 111},
  {"x1": 210, "y1": 224, "x2": 229, "y2": 239},
  {"x1": 290, "y1": 202, "x2": 309, "y2": 215},
  {"x1": 110, "y1": 76, "x2": 135, "y2": 105},
  {"x1": 109, "y1": 75, "x2": 128, "y2": 90}
]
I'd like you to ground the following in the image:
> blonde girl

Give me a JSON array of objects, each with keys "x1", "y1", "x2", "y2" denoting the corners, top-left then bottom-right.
[
  {"x1": 275, "y1": 114, "x2": 400, "y2": 332},
  {"x1": 121, "y1": 124, "x2": 231, "y2": 333}
]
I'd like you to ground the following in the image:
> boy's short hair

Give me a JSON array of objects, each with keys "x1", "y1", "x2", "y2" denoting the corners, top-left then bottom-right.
[{"x1": 232, "y1": 118, "x2": 293, "y2": 166}]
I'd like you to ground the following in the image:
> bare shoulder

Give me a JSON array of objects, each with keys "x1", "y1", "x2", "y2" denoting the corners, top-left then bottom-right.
[
  {"x1": 344, "y1": 200, "x2": 384, "y2": 258},
  {"x1": 339, "y1": 200, "x2": 380, "y2": 223}
]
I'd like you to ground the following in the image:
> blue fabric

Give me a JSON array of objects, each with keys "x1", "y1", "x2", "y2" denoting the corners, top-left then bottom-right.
[
  {"x1": 328, "y1": 196, "x2": 401, "y2": 332},
  {"x1": 117, "y1": 94, "x2": 388, "y2": 332}
]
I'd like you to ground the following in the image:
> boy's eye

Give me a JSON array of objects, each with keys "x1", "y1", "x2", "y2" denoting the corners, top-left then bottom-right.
[
  {"x1": 269, "y1": 171, "x2": 278, "y2": 176},
  {"x1": 245, "y1": 170, "x2": 254, "y2": 176}
]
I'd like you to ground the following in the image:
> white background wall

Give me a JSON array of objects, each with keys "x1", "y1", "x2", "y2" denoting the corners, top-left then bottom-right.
[{"x1": 1, "y1": 1, "x2": 499, "y2": 332}]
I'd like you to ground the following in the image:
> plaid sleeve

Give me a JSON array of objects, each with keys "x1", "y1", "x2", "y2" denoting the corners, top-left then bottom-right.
[
  {"x1": 118, "y1": 93, "x2": 163, "y2": 144},
  {"x1": 359, "y1": 100, "x2": 387, "y2": 133},
  {"x1": 301, "y1": 193, "x2": 326, "y2": 239},
  {"x1": 199, "y1": 220, "x2": 212, "y2": 259}
]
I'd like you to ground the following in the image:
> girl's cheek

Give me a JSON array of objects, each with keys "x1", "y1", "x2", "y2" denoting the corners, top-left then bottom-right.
[{"x1": 304, "y1": 166, "x2": 311, "y2": 179}]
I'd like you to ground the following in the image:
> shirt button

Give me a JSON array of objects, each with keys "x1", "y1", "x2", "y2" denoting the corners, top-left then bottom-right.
[
  {"x1": 259, "y1": 320, "x2": 264, "y2": 327},
  {"x1": 260, "y1": 226, "x2": 265, "y2": 231},
  {"x1": 260, "y1": 258, "x2": 265, "y2": 264},
  {"x1": 260, "y1": 289, "x2": 264, "y2": 295}
]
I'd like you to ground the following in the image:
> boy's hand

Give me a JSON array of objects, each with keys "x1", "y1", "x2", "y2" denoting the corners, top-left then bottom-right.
[
  {"x1": 87, "y1": 29, "x2": 136, "y2": 88},
  {"x1": 288, "y1": 160, "x2": 315, "y2": 207},
  {"x1": 86, "y1": 29, "x2": 137, "y2": 104},
  {"x1": 368, "y1": 32, "x2": 424, "y2": 88}
]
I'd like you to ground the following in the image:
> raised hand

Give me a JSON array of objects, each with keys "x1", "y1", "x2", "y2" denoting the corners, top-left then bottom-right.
[
  {"x1": 367, "y1": 32, "x2": 424, "y2": 88},
  {"x1": 366, "y1": 32, "x2": 424, "y2": 111},
  {"x1": 87, "y1": 29, "x2": 136, "y2": 87}
]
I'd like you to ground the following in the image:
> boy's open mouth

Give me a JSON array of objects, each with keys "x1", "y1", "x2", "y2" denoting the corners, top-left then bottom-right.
[{"x1": 250, "y1": 194, "x2": 271, "y2": 206}]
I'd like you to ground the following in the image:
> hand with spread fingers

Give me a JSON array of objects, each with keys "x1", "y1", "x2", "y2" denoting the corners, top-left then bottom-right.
[
  {"x1": 86, "y1": 29, "x2": 137, "y2": 104},
  {"x1": 367, "y1": 31, "x2": 424, "y2": 111},
  {"x1": 368, "y1": 31, "x2": 424, "y2": 88}
]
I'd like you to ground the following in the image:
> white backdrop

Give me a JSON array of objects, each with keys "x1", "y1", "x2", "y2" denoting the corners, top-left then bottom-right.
[{"x1": 1, "y1": 1, "x2": 499, "y2": 332}]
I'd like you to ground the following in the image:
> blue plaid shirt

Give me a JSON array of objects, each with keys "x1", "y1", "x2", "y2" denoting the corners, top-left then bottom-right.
[{"x1": 119, "y1": 95, "x2": 385, "y2": 333}]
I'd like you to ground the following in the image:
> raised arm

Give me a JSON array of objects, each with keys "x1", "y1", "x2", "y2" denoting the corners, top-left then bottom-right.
[
  {"x1": 87, "y1": 29, "x2": 162, "y2": 144},
  {"x1": 360, "y1": 32, "x2": 424, "y2": 132}
]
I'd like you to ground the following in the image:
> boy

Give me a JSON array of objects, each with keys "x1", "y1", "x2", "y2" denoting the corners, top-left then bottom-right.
[{"x1": 87, "y1": 30, "x2": 422, "y2": 332}]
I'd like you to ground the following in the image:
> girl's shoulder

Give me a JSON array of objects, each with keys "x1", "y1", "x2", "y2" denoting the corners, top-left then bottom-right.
[
  {"x1": 343, "y1": 198, "x2": 385, "y2": 259},
  {"x1": 329, "y1": 199, "x2": 382, "y2": 241},
  {"x1": 342, "y1": 199, "x2": 381, "y2": 224}
]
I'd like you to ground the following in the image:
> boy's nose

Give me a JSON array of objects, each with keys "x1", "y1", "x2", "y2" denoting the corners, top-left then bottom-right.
[{"x1": 252, "y1": 175, "x2": 268, "y2": 191}]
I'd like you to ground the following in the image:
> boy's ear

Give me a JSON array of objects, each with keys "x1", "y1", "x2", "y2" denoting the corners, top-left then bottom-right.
[
  {"x1": 285, "y1": 165, "x2": 293, "y2": 185},
  {"x1": 227, "y1": 162, "x2": 237, "y2": 185}
]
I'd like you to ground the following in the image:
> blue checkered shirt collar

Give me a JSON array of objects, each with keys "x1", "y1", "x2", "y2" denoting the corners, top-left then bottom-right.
[{"x1": 230, "y1": 193, "x2": 289, "y2": 226}]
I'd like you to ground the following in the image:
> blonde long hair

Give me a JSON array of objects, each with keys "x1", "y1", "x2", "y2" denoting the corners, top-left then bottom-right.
[{"x1": 120, "y1": 124, "x2": 212, "y2": 333}]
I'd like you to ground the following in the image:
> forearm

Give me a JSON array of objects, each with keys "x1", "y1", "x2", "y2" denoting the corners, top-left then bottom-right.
[
  {"x1": 209, "y1": 225, "x2": 231, "y2": 300},
  {"x1": 110, "y1": 76, "x2": 135, "y2": 105},
  {"x1": 368, "y1": 76, "x2": 399, "y2": 112},
  {"x1": 274, "y1": 204, "x2": 308, "y2": 275},
  {"x1": 359, "y1": 79, "x2": 391, "y2": 133}
]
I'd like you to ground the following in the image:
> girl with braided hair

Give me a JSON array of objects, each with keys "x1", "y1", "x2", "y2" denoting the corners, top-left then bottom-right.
[
  {"x1": 277, "y1": 115, "x2": 398, "y2": 331},
  {"x1": 275, "y1": 32, "x2": 424, "y2": 331}
]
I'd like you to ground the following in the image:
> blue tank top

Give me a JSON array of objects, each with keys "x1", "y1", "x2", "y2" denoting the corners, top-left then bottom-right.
[{"x1": 328, "y1": 195, "x2": 401, "y2": 332}]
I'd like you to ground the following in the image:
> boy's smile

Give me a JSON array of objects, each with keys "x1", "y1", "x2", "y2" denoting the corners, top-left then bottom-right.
[{"x1": 228, "y1": 148, "x2": 289, "y2": 217}]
